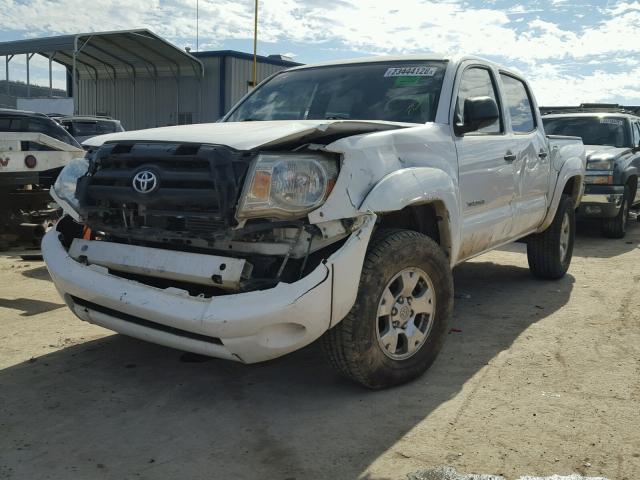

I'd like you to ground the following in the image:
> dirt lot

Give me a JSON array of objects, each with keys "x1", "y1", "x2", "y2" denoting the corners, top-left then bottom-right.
[{"x1": 1, "y1": 222, "x2": 639, "y2": 480}]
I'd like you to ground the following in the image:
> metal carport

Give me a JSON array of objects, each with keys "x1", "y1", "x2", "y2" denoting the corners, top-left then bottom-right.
[{"x1": 0, "y1": 29, "x2": 204, "y2": 129}]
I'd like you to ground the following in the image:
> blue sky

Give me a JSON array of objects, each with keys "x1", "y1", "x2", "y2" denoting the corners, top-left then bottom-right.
[{"x1": 1, "y1": 0, "x2": 640, "y2": 105}]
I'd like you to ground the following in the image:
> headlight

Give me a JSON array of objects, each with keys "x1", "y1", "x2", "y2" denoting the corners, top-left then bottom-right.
[
  {"x1": 50, "y1": 157, "x2": 89, "y2": 221},
  {"x1": 586, "y1": 158, "x2": 614, "y2": 170},
  {"x1": 237, "y1": 153, "x2": 339, "y2": 220}
]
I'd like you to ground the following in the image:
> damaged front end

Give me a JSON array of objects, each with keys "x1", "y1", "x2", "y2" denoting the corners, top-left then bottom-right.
[
  {"x1": 43, "y1": 121, "x2": 402, "y2": 362},
  {"x1": 54, "y1": 140, "x2": 362, "y2": 296}
]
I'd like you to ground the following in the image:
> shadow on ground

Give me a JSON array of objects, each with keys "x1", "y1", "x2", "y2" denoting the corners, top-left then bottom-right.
[
  {"x1": 0, "y1": 259, "x2": 575, "y2": 480},
  {"x1": 572, "y1": 219, "x2": 640, "y2": 259},
  {"x1": 0, "y1": 298, "x2": 64, "y2": 317},
  {"x1": 19, "y1": 265, "x2": 51, "y2": 281},
  {"x1": 498, "y1": 220, "x2": 639, "y2": 259}
]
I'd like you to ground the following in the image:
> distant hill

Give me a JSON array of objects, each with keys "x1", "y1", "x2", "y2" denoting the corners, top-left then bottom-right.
[{"x1": 0, "y1": 80, "x2": 67, "y2": 108}]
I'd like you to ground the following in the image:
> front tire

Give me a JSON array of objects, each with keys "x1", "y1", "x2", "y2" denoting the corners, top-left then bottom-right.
[
  {"x1": 527, "y1": 194, "x2": 575, "y2": 279},
  {"x1": 321, "y1": 229, "x2": 453, "y2": 389},
  {"x1": 602, "y1": 185, "x2": 630, "y2": 239}
]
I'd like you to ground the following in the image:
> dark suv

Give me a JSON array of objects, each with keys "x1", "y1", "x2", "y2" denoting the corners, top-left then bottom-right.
[
  {"x1": 543, "y1": 107, "x2": 639, "y2": 238},
  {"x1": 55, "y1": 116, "x2": 124, "y2": 144}
]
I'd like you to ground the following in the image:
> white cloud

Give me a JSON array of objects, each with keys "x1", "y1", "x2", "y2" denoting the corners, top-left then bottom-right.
[
  {"x1": 528, "y1": 63, "x2": 640, "y2": 105},
  {"x1": 1, "y1": 0, "x2": 638, "y2": 64},
  {"x1": 1, "y1": 0, "x2": 640, "y2": 104},
  {"x1": 607, "y1": 1, "x2": 640, "y2": 15}
]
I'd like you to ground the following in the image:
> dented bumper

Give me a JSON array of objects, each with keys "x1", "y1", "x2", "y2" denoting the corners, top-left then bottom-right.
[{"x1": 42, "y1": 215, "x2": 375, "y2": 363}]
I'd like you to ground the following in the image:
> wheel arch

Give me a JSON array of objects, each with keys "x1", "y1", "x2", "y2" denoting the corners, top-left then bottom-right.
[
  {"x1": 359, "y1": 167, "x2": 460, "y2": 264},
  {"x1": 537, "y1": 155, "x2": 584, "y2": 234},
  {"x1": 377, "y1": 203, "x2": 453, "y2": 260},
  {"x1": 624, "y1": 172, "x2": 638, "y2": 202},
  {"x1": 562, "y1": 175, "x2": 583, "y2": 207}
]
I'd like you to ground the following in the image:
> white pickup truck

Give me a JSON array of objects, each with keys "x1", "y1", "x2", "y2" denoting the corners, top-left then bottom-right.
[{"x1": 44, "y1": 55, "x2": 586, "y2": 388}]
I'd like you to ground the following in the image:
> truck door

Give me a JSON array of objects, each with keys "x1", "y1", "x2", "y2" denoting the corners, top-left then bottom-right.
[
  {"x1": 499, "y1": 73, "x2": 550, "y2": 237},
  {"x1": 454, "y1": 64, "x2": 517, "y2": 260}
]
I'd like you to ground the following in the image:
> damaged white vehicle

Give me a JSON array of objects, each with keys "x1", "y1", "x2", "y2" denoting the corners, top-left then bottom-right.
[{"x1": 43, "y1": 56, "x2": 586, "y2": 388}]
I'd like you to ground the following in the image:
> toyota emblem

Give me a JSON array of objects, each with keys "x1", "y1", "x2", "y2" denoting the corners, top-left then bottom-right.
[{"x1": 132, "y1": 170, "x2": 158, "y2": 194}]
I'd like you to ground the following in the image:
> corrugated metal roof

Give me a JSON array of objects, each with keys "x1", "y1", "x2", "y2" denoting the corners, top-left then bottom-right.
[
  {"x1": 0, "y1": 29, "x2": 203, "y2": 79},
  {"x1": 193, "y1": 50, "x2": 301, "y2": 68}
]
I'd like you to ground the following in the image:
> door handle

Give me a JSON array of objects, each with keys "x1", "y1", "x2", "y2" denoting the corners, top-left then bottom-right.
[
  {"x1": 504, "y1": 152, "x2": 517, "y2": 162},
  {"x1": 538, "y1": 151, "x2": 548, "y2": 159}
]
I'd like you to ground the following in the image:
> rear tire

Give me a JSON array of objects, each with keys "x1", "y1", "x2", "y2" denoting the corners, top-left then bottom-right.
[
  {"x1": 321, "y1": 229, "x2": 453, "y2": 389},
  {"x1": 602, "y1": 185, "x2": 630, "y2": 239},
  {"x1": 527, "y1": 194, "x2": 575, "y2": 280}
]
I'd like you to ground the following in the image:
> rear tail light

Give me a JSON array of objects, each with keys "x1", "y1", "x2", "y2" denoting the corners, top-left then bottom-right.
[{"x1": 24, "y1": 155, "x2": 37, "y2": 169}]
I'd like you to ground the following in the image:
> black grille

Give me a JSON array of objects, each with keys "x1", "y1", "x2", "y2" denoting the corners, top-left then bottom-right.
[{"x1": 77, "y1": 142, "x2": 253, "y2": 241}]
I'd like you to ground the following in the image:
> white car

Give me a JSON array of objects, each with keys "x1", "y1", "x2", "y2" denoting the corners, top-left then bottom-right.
[
  {"x1": 44, "y1": 55, "x2": 586, "y2": 388},
  {"x1": 0, "y1": 109, "x2": 83, "y2": 249}
]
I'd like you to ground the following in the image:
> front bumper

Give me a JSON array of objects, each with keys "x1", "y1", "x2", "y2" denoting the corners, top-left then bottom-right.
[
  {"x1": 577, "y1": 184, "x2": 625, "y2": 218},
  {"x1": 42, "y1": 216, "x2": 374, "y2": 363}
]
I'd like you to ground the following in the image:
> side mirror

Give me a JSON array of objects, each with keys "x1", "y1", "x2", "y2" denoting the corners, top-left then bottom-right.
[{"x1": 456, "y1": 96, "x2": 499, "y2": 134}]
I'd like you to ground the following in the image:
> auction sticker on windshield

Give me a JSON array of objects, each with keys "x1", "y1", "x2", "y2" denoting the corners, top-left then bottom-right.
[
  {"x1": 600, "y1": 118, "x2": 624, "y2": 125},
  {"x1": 384, "y1": 66, "x2": 439, "y2": 77}
]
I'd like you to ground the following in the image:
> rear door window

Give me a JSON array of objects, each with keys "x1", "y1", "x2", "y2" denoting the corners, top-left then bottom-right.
[{"x1": 500, "y1": 74, "x2": 536, "y2": 133}]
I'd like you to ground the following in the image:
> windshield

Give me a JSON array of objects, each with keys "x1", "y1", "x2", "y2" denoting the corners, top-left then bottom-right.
[
  {"x1": 543, "y1": 116, "x2": 631, "y2": 148},
  {"x1": 65, "y1": 120, "x2": 122, "y2": 137},
  {"x1": 226, "y1": 61, "x2": 447, "y2": 124}
]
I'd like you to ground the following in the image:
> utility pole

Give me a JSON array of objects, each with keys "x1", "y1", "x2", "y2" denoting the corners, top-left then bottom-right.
[
  {"x1": 196, "y1": 0, "x2": 199, "y2": 51},
  {"x1": 253, "y1": 0, "x2": 258, "y2": 87}
]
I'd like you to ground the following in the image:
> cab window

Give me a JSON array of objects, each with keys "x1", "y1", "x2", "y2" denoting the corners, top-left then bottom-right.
[
  {"x1": 500, "y1": 73, "x2": 536, "y2": 133},
  {"x1": 633, "y1": 121, "x2": 640, "y2": 147},
  {"x1": 455, "y1": 67, "x2": 502, "y2": 134},
  {"x1": 0, "y1": 116, "x2": 22, "y2": 130}
]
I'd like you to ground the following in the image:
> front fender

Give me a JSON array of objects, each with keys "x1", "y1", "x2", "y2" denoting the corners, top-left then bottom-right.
[
  {"x1": 537, "y1": 156, "x2": 584, "y2": 233},
  {"x1": 622, "y1": 166, "x2": 638, "y2": 186},
  {"x1": 360, "y1": 167, "x2": 460, "y2": 265}
]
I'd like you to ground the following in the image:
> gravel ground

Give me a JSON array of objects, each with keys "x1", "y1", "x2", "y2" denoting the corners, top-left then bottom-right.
[
  {"x1": 0, "y1": 221, "x2": 639, "y2": 480},
  {"x1": 408, "y1": 467, "x2": 609, "y2": 479}
]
